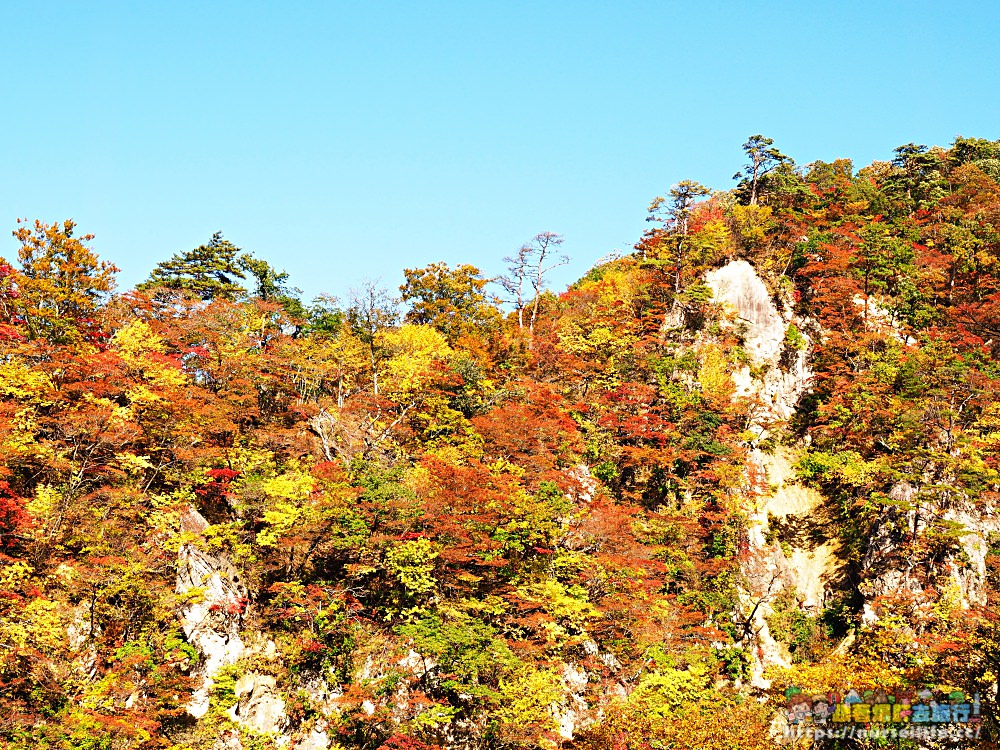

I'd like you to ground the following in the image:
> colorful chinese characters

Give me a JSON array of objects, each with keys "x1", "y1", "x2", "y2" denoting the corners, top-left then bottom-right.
[{"x1": 785, "y1": 686, "x2": 981, "y2": 728}]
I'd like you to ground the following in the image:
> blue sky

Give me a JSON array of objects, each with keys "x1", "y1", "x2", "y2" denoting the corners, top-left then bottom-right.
[{"x1": 3, "y1": 1, "x2": 998, "y2": 303}]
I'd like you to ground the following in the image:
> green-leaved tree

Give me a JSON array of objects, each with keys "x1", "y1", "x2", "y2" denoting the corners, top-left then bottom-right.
[{"x1": 140, "y1": 232, "x2": 247, "y2": 301}]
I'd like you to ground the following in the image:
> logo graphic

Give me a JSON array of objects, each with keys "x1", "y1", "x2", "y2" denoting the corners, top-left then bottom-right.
[{"x1": 783, "y1": 686, "x2": 983, "y2": 741}]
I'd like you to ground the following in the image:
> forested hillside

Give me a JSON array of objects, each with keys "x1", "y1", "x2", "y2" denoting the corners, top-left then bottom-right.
[{"x1": 3, "y1": 136, "x2": 1000, "y2": 749}]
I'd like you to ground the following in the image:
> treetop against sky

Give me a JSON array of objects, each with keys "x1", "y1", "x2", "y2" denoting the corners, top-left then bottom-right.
[{"x1": 2, "y1": 2, "x2": 997, "y2": 301}]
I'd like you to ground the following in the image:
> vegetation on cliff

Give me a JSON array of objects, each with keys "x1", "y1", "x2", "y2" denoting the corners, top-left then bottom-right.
[{"x1": 3, "y1": 135, "x2": 1000, "y2": 748}]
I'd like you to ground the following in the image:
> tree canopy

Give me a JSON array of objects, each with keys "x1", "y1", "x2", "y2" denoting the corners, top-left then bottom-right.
[{"x1": 3, "y1": 134, "x2": 1000, "y2": 749}]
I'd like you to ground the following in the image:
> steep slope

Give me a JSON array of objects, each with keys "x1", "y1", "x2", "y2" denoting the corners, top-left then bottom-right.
[{"x1": 4, "y1": 136, "x2": 1000, "y2": 749}]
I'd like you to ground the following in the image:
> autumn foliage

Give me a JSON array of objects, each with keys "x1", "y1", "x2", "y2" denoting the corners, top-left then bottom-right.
[{"x1": 3, "y1": 136, "x2": 1000, "y2": 749}]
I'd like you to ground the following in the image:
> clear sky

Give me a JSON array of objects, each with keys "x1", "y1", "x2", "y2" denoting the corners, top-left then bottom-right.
[{"x1": 3, "y1": 1, "x2": 998, "y2": 303}]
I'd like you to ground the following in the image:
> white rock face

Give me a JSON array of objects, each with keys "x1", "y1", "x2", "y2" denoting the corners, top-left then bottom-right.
[
  {"x1": 757, "y1": 448, "x2": 842, "y2": 613},
  {"x1": 740, "y1": 447, "x2": 849, "y2": 687},
  {"x1": 228, "y1": 673, "x2": 287, "y2": 735},
  {"x1": 946, "y1": 506, "x2": 1000, "y2": 607},
  {"x1": 398, "y1": 648, "x2": 436, "y2": 679},
  {"x1": 213, "y1": 728, "x2": 243, "y2": 750},
  {"x1": 705, "y1": 260, "x2": 812, "y2": 425},
  {"x1": 177, "y1": 506, "x2": 248, "y2": 718},
  {"x1": 67, "y1": 601, "x2": 100, "y2": 680},
  {"x1": 567, "y1": 463, "x2": 597, "y2": 504},
  {"x1": 703, "y1": 261, "x2": 999, "y2": 676},
  {"x1": 852, "y1": 294, "x2": 917, "y2": 345},
  {"x1": 295, "y1": 724, "x2": 330, "y2": 750},
  {"x1": 739, "y1": 541, "x2": 792, "y2": 688},
  {"x1": 706, "y1": 260, "x2": 787, "y2": 363},
  {"x1": 553, "y1": 663, "x2": 590, "y2": 740}
]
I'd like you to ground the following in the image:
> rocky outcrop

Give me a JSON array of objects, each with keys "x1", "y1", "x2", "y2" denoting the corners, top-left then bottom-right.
[
  {"x1": 705, "y1": 260, "x2": 812, "y2": 427},
  {"x1": 859, "y1": 482, "x2": 1000, "y2": 624},
  {"x1": 294, "y1": 725, "x2": 331, "y2": 750},
  {"x1": 756, "y1": 448, "x2": 843, "y2": 614},
  {"x1": 177, "y1": 506, "x2": 249, "y2": 718},
  {"x1": 706, "y1": 260, "x2": 787, "y2": 363},
  {"x1": 177, "y1": 508, "x2": 303, "y2": 744},
  {"x1": 554, "y1": 663, "x2": 590, "y2": 740},
  {"x1": 701, "y1": 259, "x2": 999, "y2": 712},
  {"x1": 738, "y1": 446, "x2": 848, "y2": 686},
  {"x1": 852, "y1": 293, "x2": 917, "y2": 345},
  {"x1": 843, "y1": 296, "x2": 1000, "y2": 623},
  {"x1": 701, "y1": 261, "x2": 840, "y2": 685},
  {"x1": 67, "y1": 601, "x2": 100, "y2": 681},
  {"x1": 227, "y1": 673, "x2": 287, "y2": 735},
  {"x1": 567, "y1": 462, "x2": 597, "y2": 504}
]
